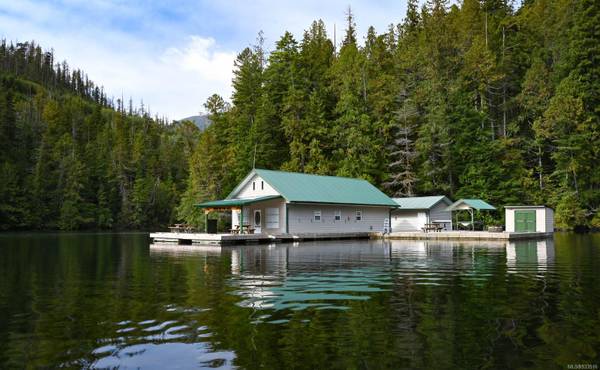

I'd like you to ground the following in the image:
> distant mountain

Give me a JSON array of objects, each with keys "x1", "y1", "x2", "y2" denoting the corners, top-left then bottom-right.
[{"x1": 178, "y1": 114, "x2": 212, "y2": 131}]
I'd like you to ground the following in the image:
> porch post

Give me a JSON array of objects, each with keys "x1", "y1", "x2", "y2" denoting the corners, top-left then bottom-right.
[
  {"x1": 470, "y1": 209, "x2": 474, "y2": 231},
  {"x1": 205, "y1": 211, "x2": 208, "y2": 233},
  {"x1": 240, "y1": 205, "x2": 244, "y2": 233}
]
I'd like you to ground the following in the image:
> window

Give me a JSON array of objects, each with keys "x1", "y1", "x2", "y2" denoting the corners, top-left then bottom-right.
[
  {"x1": 313, "y1": 210, "x2": 322, "y2": 222},
  {"x1": 355, "y1": 210, "x2": 362, "y2": 221},
  {"x1": 252, "y1": 181, "x2": 255, "y2": 190},
  {"x1": 261, "y1": 181, "x2": 264, "y2": 190},
  {"x1": 334, "y1": 210, "x2": 341, "y2": 221},
  {"x1": 266, "y1": 208, "x2": 280, "y2": 228}
]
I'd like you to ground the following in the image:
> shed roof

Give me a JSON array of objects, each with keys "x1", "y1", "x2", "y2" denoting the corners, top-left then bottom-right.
[
  {"x1": 504, "y1": 205, "x2": 551, "y2": 209},
  {"x1": 196, "y1": 195, "x2": 281, "y2": 208},
  {"x1": 445, "y1": 199, "x2": 496, "y2": 211},
  {"x1": 228, "y1": 169, "x2": 398, "y2": 207},
  {"x1": 392, "y1": 196, "x2": 452, "y2": 210}
]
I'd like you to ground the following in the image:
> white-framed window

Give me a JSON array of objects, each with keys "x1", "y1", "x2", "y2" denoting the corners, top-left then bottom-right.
[
  {"x1": 252, "y1": 181, "x2": 256, "y2": 190},
  {"x1": 266, "y1": 207, "x2": 279, "y2": 229},
  {"x1": 334, "y1": 210, "x2": 341, "y2": 221},
  {"x1": 355, "y1": 210, "x2": 362, "y2": 221},
  {"x1": 313, "y1": 210, "x2": 322, "y2": 222},
  {"x1": 261, "y1": 181, "x2": 264, "y2": 190}
]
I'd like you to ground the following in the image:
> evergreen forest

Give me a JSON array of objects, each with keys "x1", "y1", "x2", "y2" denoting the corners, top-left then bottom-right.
[{"x1": 1, "y1": 0, "x2": 599, "y2": 230}]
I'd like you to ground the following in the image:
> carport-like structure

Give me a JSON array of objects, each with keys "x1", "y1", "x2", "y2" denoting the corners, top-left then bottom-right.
[{"x1": 445, "y1": 199, "x2": 496, "y2": 230}]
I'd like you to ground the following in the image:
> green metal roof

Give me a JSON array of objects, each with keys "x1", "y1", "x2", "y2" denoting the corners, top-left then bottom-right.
[
  {"x1": 392, "y1": 196, "x2": 452, "y2": 209},
  {"x1": 228, "y1": 169, "x2": 397, "y2": 207},
  {"x1": 445, "y1": 198, "x2": 496, "y2": 211},
  {"x1": 196, "y1": 195, "x2": 281, "y2": 208}
]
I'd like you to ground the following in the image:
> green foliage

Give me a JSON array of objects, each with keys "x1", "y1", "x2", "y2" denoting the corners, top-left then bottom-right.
[
  {"x1": 3, "y1": 0, "x2": 599, "y2": 230},
  {"x1": 0, "y1": 41, "x2": 196, "y2": 230}
]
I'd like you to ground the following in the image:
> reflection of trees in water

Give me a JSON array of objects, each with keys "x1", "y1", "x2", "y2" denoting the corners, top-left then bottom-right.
[{"x1": 1, "y1": 234, "x2": 598, "y2": 369}]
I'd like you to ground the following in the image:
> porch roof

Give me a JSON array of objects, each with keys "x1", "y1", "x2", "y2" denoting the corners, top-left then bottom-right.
[
  {"x1": 195, "y1": 195, "x2": 282, "y2": 208},
  {"x1": 445, "y1": 199, "x2": 496, "y2": 211}
]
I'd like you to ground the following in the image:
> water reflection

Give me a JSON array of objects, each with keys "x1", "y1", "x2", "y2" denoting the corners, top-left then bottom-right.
[
  {"x1": 1, "y1": 233, "x2": 598, "y2": 370},
  {"x1": 506, "y1": 239, "x2": 555, "y2": 272},
  {"x1": 229, "y1": 241, "x2": 392, "y2": 320}
]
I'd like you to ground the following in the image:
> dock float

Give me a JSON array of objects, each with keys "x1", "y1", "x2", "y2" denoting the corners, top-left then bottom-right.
[
  {"x1": 383, "y1": 231, "x2": 553, "y2": 241},
  {"x1": 149, "y1": 232, "x2": 372, "y2": 246}
]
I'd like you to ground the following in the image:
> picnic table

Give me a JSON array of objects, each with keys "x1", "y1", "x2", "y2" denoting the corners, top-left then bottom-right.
[
  {"x1": 422, "y1": 223, "x2": 444, "y2": 233},
  {"x1": 229, "y1": 225, "x2": 255, "y2": 234},
  {"x1": 169, "y1": 224, "x2": 194, "y2": 233}
]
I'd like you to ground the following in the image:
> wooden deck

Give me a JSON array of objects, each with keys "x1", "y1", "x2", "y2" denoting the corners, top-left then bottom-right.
[
  {"x1": 149, "y1": 231, "x2": 373, "y2": 246},
  {"x1": 384, "y1": 231, "x2": 553, "y2": 241}
]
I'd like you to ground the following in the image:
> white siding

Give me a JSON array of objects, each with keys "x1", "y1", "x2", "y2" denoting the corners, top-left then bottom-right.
[
  {"x1": 536, "y1": 208, "x2": 545, "y2": 232},
  {"x1": 288, "y1": 204, "x2": 389, "y2": 234},
  {"x1": 505, "y1": 209, "x2": 515, "y2": 232},
  {"x1": 235, "y1": 174, "x2": 280, "y2": 199},
  {"x1": 428, "y1": 202, "x2": 452, "y2": 230},
  {"x1": 391, "y1": 211, "x2": 424, "y2": 231},
  {"x1": 545, "y1": 208, "x2": 554, "y2": 232}
]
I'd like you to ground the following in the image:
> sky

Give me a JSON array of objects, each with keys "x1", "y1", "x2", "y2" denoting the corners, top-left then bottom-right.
[{"x1": 0, "y1": 0, "x2": 410, "y2": 120}]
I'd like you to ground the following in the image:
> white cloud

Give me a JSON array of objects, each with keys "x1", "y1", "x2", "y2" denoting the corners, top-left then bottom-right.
[{"x1": 0, "y1": 0, "x2": 410, "y2": 119}]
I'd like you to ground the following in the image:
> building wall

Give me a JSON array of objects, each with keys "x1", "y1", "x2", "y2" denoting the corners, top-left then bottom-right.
[
  {"x1": 545, "y1": 208, "x2": 554, "y2": 232},
  {"x1": 505, "y1": 209, "x2": 515, "y2": 232},
  {"x1": 428, "y1": 202, "x2": 452, "y2": 230},
  {"x1": 505, "y1": 207, "x2": 554, "y2": 233},
  {"x1": 391, "y1": 211, "x2": 426, "y2": 231},
  {"x1": 288, "y1": 204, "x2": 389, "y2": 234},
  {"x1": 235, "y1": 174, "x2": 279, "y2": 198}
]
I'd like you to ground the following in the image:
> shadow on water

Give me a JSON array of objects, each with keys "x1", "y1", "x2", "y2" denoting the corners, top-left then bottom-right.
[{"x1": 0, "y1": 233, "x2": 599, "y2": 369}]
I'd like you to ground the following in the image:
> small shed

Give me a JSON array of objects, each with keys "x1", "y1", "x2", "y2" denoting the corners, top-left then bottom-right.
[
  {"x1": 391, "y1": 196, "x2": 453, "y2": 231},
  {"x1": 505, "y1": 206, "x2": 554, "y2": 233}
]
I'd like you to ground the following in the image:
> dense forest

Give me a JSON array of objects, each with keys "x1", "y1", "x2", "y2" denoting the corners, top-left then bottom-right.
[
  {"x1": 0, "y1": 40, "x2": 198, "y2": 230},
  {"x1": 180, "y1": 0, "x2": 599, "y2": 229},
  {"x1": 1, "y1": 0, "x2": 599, "y2": 230}
]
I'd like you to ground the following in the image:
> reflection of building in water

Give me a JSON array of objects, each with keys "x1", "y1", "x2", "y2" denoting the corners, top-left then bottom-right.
[
  {"x1": 228, "y1": 241, "x2": 393, "y2": 313},
  {"x1": 506, "y1": 238, "x2": 555, "y2": 272},
  {"x1": 149, "y1": 244, "x2": 223, "y2": 257},
  {"x1": 230, "y1": 240, "x2": 391, "y2": 275}
]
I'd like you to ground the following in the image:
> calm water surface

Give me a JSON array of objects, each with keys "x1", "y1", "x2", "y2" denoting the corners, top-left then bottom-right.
[{"x1": 0, "y1": 233, "x2": 599, "y2": 369}]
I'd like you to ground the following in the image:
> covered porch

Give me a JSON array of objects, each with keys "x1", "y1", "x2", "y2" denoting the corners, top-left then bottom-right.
[{"x1": 195, "y1": 195, "x2": 286, "y2": 235}]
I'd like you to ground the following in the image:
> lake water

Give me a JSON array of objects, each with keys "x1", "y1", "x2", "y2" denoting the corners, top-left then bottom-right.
[{"x1": 0, "y1": 233, "x2": 599, "y2": 369}]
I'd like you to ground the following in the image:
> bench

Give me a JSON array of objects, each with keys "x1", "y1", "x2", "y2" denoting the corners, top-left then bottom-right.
[{"x1": 422, "y1": 223, "x2": 444, "y2": 233}]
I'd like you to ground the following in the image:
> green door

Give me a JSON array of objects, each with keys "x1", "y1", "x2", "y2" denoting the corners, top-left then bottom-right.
[{"x1": 515, "y1": 210, "x2": 536, "y2": 232}]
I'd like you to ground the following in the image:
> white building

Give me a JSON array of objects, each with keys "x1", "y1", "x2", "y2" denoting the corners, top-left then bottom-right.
[
  {"x1": 197, "y1": 169, "x2": 398, "y2": 235},
  {"x1": 504, "y1": 206, "x2": 554, "y2": 233},
  {"x1": 391, "y1": 196, "x2": 453, "y2": 231}
]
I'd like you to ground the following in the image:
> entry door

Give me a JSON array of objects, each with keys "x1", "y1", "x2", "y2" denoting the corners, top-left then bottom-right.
[
  {"x1": 253, "y1": 210, "x2": 262, "y2": 234},
  {"x1": 515, "y1": 210, "x2": 536, "y2": 232}
]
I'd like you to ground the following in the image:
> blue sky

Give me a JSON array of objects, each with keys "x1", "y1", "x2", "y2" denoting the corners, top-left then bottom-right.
[{"x1": 0, "y1": 0, "x2": 409, "y2": 119}]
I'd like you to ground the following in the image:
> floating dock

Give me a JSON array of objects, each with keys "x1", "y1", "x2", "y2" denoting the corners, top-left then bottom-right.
[
  {"x1": 384, "y1": 231, "x2": 553, "y2": 241},
  {"x1": 149, "y1": 232, "x2": 372, "y2": 246},
  {"x1": 149, "y1": 230, "x2": 552, "y2": 246}
]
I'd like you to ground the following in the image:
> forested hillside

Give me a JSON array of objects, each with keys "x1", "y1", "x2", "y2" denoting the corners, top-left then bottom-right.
[
  {"x1": 180, "y1": 0, "x2": 599, "y2": 229},
  {"x1": 1, "y1": 0, "x2": 598, "y2": 231},
  {"x1": 0, "y1": 40, "x2": 198, "y2": 230}
]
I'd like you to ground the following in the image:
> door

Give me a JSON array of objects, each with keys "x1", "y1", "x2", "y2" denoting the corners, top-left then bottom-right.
[
  {"x1": 253, "y1": 210, "x2": 262, "y2": 234},
  {"x1": 515, "y1": 210, "x2": 536, "y2": 232}
]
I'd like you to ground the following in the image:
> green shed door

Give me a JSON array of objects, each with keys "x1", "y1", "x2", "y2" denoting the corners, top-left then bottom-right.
[{"x1": 515, "y1": 210, "x2": 536, "y2": 232}]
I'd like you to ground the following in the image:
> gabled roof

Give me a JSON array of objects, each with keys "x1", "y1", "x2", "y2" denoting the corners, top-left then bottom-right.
[
  {"x1": 392, "y1": 196, "x2": 452, "y2": 210},
  {"x1": 228, "y1": 169, "x2": 398, "y2": 207},
  {"x1": 445, "y1": 198, "x2": 496, "y2": 211},
  {"x1": 196, "y1": 195, "x2": 281, "y2": 208}
]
